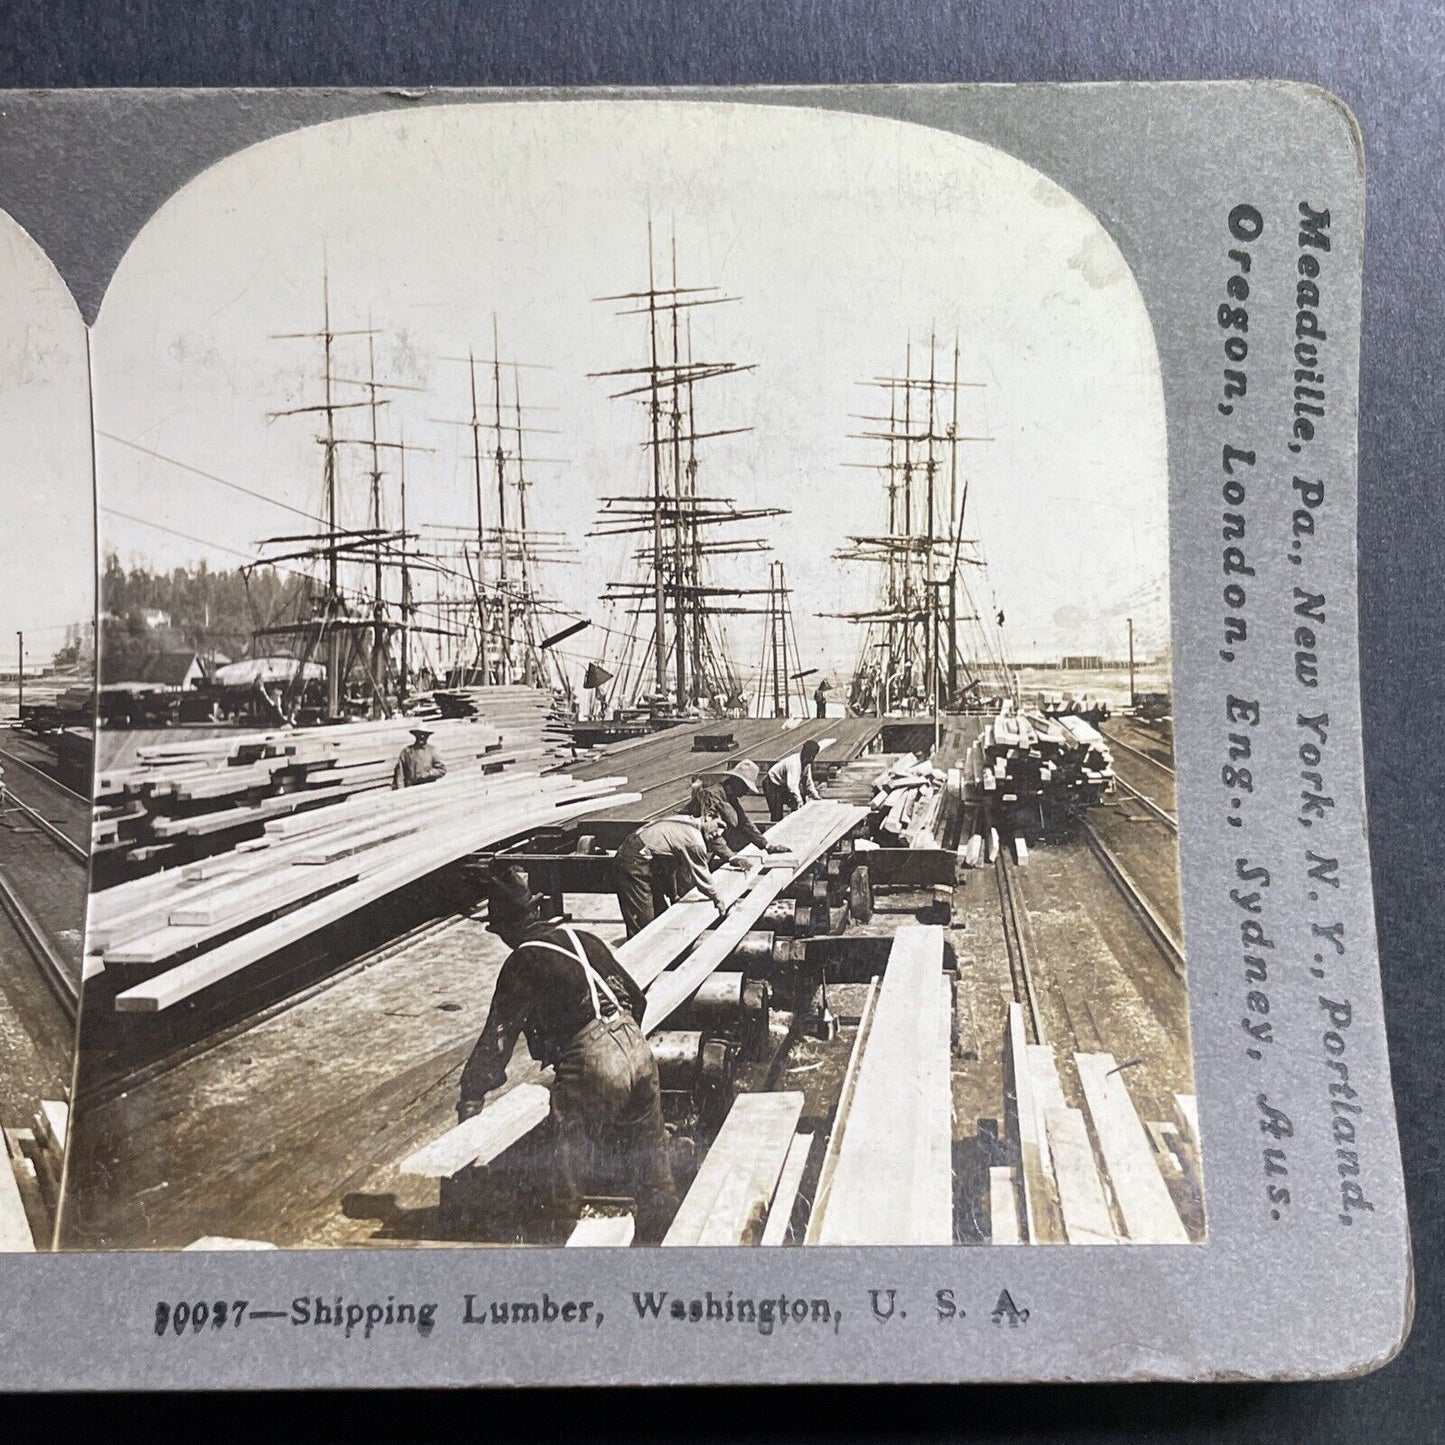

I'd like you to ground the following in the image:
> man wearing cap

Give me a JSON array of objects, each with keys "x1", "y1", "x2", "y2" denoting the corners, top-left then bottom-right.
[
  {"x1": 613, "y1": 812, "x2": 731, "y2": 938},
  {"x1": 687, "y1": 759, "x2": 789, "y2": 863},
  {"x1": 392, "y1": 727, "x2": 446, "y2": 789},
  {"x1": 763, "y1": 739, "x2": 823, "y2": 821},
  {"x1": 458, "y1": 864, "x2": 677, "y2": 1242}
]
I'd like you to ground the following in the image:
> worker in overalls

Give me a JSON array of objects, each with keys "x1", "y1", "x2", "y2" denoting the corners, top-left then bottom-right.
[{"x1": 457, "y1": 864, "x2": 678, "y2": 1243}]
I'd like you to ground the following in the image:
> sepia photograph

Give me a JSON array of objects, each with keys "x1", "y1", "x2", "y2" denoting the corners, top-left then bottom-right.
[
  {"x1": 0, "y1": 214, "x2": 94, "y2": 1251},
  {"x1": 60, "y1": 99, "x2": 1200, "y2": 1252}
]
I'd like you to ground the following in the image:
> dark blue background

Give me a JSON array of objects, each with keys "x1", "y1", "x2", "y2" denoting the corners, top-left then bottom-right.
[{"x1": 2, "y1": 1, "x2": 1440, "y2": 1435}]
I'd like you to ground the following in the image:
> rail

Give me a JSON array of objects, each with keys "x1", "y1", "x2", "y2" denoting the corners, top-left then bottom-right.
[
  {"x1": 1080, "y1": 818, "x2": 1184, "y2": 979},
  {"x1": 1113, "y1": 777, "x2": 1177, "y2": 832},
  {"x1": 1105, "y1": 731, "x2": 1175, "y2": 779},
  {"x1": 1, "y1": 787, "x2": 89, "y2": 865},
  {"x1": 995, "y1": 853, "x2": 1044, "y2": 1043},
  {"x1": 0, "y1": 745, "x2": 89, "y2": 807},
  {"x1": 0, "y1": 866, "x2": 78, "y2": 1019}
]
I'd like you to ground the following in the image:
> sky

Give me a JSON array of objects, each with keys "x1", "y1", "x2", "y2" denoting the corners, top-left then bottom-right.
[
  {"x1": 91, "y1": 100, "x2": 1170, "y2": 690},
  {"x1": 0, "y1": 216, "x2": 94, "y2": 672}
]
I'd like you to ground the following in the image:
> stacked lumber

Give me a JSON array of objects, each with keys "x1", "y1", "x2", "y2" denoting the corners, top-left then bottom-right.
[
  {"x1": 806, "y1": 926, "x2": 953, "y2": 1245},
  {"x1": 93, "y1": 691, "x2": 575, "y2": 877},
  {"x1": 91, "y1": 769, "x2": 642, "y2": 1013},
  {"x1": 406, "y1": 685, "x2": 572, "y2": 738},
  {"x1": 870, "y1": 755, "x2": 963, "y2": 849},
  {"x1": 960, "y1": 710, "x2": 1114, "y2": 826},
  {"x1": 2, "y1": 1099, "x2": 67, "y2": 1251},
  {"x1": 1036, "y1": 692, "x2": 1112, "y2": 726},
  {"x1": 992, "y1": 1003, "x2": 1190, "y2": 1245},
  {"x1": 399, "y1": 799, "x2": 868, "y2": 1183}
]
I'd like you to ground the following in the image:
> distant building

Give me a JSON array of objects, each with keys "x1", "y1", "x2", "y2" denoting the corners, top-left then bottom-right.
[
  {"x1": 1059, "y1": 654, "x2": 1105, "y2": 671},
  {"x1": 100, "y1": 650, "x2": 207, "y2": 692}
]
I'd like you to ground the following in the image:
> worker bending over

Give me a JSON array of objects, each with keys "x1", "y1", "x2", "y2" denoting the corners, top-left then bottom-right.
[
  {"x1": 458, "y1": 864, "x2": 677, "y2": 1243},
  {"x1": 393, "y1": 726, "x2": 446, "y2": 789},
  {"x1": 763, "y1": 739, "x2": 822, "y2": 821},
  {"x1": 614, "y1": 812, "x2": 730, "y2": 938},
  {"x1": 687, "y1": 759, "x2": 789, "y2": 863}
]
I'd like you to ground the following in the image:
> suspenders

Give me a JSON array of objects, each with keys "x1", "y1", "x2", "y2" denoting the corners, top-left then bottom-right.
[{"x1": 519, "y1": 928, "x2": 625, "y2": 1021}]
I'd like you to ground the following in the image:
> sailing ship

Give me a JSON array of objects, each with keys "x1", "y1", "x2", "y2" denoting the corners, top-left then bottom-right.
[
  {"x1": 584, "y1": 226, "x2": 787, "y2": 726},
  {"x1": 829, "y1": 334, "x2": 1017, "y2": 717}
]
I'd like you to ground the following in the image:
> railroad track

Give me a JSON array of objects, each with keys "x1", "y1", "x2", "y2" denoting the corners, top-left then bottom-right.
[
  {"x1": 1080, "y1": 816, "x2": 1184, "y2": 980},
  {"x1": 0, "y1": 745, "x2": 89, "y2": 807},
  {"x1": 1113, "y1": 776, "x2": 1177, "y2": 831},
  {"x1": 1106, "y1": 730, "x2": 1175, "y2": 779},
  {"x1": 0, "y1": 748, "x2": 88, "y2": 1020},
  {"x1": 0, "y1": 786, "x2": 89, "y2": 865},
  {"x1": 994, "y1": 853, "x2": 1045, "y2": 1043},
  {"x1": 0, "y1": 865, "x2": 79, "y2": 1020}
]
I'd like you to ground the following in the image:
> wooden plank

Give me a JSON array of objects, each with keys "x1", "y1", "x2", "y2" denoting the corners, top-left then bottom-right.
[
  {"x1": 399, "y1": 1084, "x2": 553, "y2": 1178},
  {"x1": 1043, "y1": 1106, "x2": 1118, "y2": 1244},
  {"x1": 1173, "y1": 1092, "x2": 1200, "y2": 1153},
  {"x1": 662, "y1": 1092, "x2": 804, "y2": 1247},
  {"x1": 565, "y1": 1215, "x2": 636, "y2": 1248},
  {"x1": 989, "y1": 1165, "x2": 1023, "y2": 1245},
  {"x1": 0, "y1": 1140, "x2": 37, "y2": 1252},
  {"x1": 809, "y1": 927, "x2": 952, "y2": 1245},
  {"x1": 804, "y1": 975, "x2": 879, "y2": 1243},
  {"x1": 640, "y1": 865, "x2": 795, "y2": 1032},
  {"x1": 114, "y1": 791, "x2": 639, "y2": 1011},
  {"x1": 760, "y1": 1132, "x2": 813, "y2": 1247},
  {"x1": 1004, "y1": 1004, "x2": 1065, "y2": 1243},
  {"x1": 183, "y1": 1236, "x2": 279, "y2": 1250},
  {"x1": 1074, "y1": 1053, "x2": 1190, "y2": 1244},
  {"x1": 618, "y1": 801, "x2": 866, "y2": 990},
  {"x1": 36, "y1": 1101, "x2": 68, "y2": 1156}
]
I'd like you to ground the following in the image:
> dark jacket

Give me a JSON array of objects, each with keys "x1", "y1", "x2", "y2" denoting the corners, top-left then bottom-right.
[{"x1": 393, "y1": 741, "x2": 446, "y2": 789}]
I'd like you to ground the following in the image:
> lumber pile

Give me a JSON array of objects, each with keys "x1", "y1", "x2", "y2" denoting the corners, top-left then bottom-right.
[
  {"x1": 1036, "y1": 692, "x2": 1112, "y2": 726},
  {"x1": 399, "y1": 799, "x2": 868, "y2": 1183},
  {"x1": 2, "y1": 1099, "x2": 67, "y2": 1251},
  {"x1": 90, "y1": 769, "x2": 642, "y2": 1013},
  {"x1": 992, "y1": 1003, "x2": 1191, "y2": 1245},
  {"x1": 869, "y1": 754, "x2": 963, "y2": 849},
  {"x1": 960, "y1": 710, "x2": 1114, "y2": 827},
  {"x1": 92, "y1": 689, "x2": 574, "y2": 878},
  {"x1": 408, "y1": 685, "x2": 573, "y2": 736},
  {"x1": 806, "y1": 926, "x2": 953, "y2": 1245}
]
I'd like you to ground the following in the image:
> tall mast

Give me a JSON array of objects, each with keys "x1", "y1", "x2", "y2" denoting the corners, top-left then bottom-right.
[
  {"x1": 646, "y1": 220, "x2": 668, "y2": 697},
  {"x1": 829, "y1": 333, "x2": 997, "y2": 716},
  {"x1": 365, "y1": 329, "x2": 387, "y2": 716},
  {"x1": 322, "y1": 274, "x2": 341, "y2": 716},
  {"x1": 590, "y1": 228, "x2": 784, "y2": 719},
  {"x1": 947, "y1": 335, "x2": 961, "y2": 700},
  {"x1": 467, "y1": 350, "x2": 490, "y2": 682},
  {"x1": 398, "y1": 425, "x2": 411, "y2": 702},
  {"x1": 669, "y1": 235, "x2": 688, "y2": 705},
  {"x1": 491, "y1": 315, "x2": 512, "y2": 681}
]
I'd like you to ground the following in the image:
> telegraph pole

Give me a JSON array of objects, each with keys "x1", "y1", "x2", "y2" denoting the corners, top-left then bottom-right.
[
  {"x1": 1127, "y1": 617, "x2": 1136, "y2": 709},
  {"x1": 15, "y1": 631, "x2": 22, "y2": 719}
]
